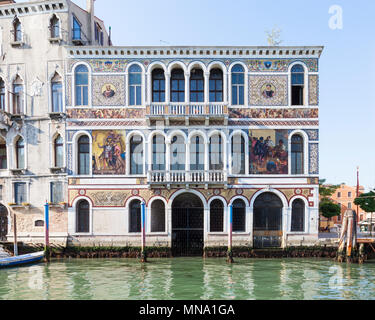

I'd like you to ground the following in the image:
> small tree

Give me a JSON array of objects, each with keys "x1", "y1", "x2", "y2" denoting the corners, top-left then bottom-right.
[
  {"x1": 319, "y1": 179, "x2": 341, "y2": 225},
  {"x1": 354, "y1": 191, "x2": 375, "y2": 214}
]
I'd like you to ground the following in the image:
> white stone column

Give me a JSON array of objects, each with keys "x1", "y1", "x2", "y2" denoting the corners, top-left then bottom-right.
[
  {"x1": 165, "y1": 72, "x2": 170, "y2": 104},
  {"x1": 126, "y1": 141, "x2": 130, "y2": 175},
  {"x1": 204, "y1": 72, "x2": 210, "y2": 104},
  {"x1": 185, "y1": 72, "x2": 190, "y2": 103}
]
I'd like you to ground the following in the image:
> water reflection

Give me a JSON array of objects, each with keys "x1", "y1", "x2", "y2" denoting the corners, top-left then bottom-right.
[{"x1": 1, "y1": 258, "x2": 375, "y2": 300}]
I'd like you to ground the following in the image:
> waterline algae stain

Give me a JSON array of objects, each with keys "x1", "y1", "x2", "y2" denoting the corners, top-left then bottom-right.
[{"x1": 0, "y1": 258, "x2": 375, "y2": 300}]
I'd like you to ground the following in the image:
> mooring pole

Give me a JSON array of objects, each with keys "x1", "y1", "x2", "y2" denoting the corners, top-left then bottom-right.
[
  {"x1": 337, "y1": 211, "x2": 348, "y2": 262},
  {"x1": 13, "y1": 213, "x2": 18, "y2": 256},
  {"x1": 140, "y1": 201, "x2": 147, "y2": 263},
  {"x1": 347, "y1": 210, "x2": 354, "y2": 262},
  {"x1": 44, "y1": 201, "x2": 50, "y2": 262},
  {"x1": 227, "y1": 204, "x2": 234, "y2": 263}
]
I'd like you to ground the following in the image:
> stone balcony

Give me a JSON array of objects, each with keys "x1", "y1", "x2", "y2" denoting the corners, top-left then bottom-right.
[
  {"x1": 148, "y1": 170, "x2": 228, "y2": 189},
  {"x1": 146, "y1": 103, "x2": 228, "y2": 126}
]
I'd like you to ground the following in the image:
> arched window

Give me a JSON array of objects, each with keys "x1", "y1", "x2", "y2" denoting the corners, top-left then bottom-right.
[
  {"x1": 16, "y1": 137, "x2": 25, "y2": 169},
  {"x1": 152, "y1": 68, "x2": 165, "y2": 102},
  {"x1": 231, "y1": 134, "x2": 245, "y2": 174},
  {"x1": 151, "y1": 200, "x2": 165, "y2": 232},
  {"x1": 0, "y1": 137, "x2": 6, "y2": 169},
  {"x1": 170, "y1": 135, "x2": 185, "y2": 171},
  {"x1": 50, "y1": 15, "x2": 60, "y2": 38},
  {"x1": 129, "y1": 199, "x2": 141, "y2": 233},
  {"x1": 190, "y1": 68, "x2": 204, "y2": 102},
  {"x1": 291, "y1": 199, "x2": 305, "y2": 232},
  {"x1": 291, "y1": 134, "x2": 304, "y2": 175},
  {"x1": 231, "y1": 64, "x2": 244, "y2": 105},
  {"x1": 210, "y1": 199, "x2": 224, "y2": 232},
  {"x1": 75, "y1": 65, "x2": 88, "y2": 106},
  {"x1": 12, "y1": 76, "x2": 24, "y2": 114},
  {"x1": 35, "y1": 220, "x2": 44, "y2": 227},
  {"x1": 54, "y1": 135, "x2": 64, "y2": 168},
  {"x1": 51, "y1": 73, "x2": 63, "y2": 112},
  {"x1": 209, "y1": 134, "x2": 223, "y2": 170},
  {"x1": 209, "y1": 68, "x2": 223, "y2": 102},
  {"x1": 78, "y1": 136, "x2": 90, "y2": 175},
  {"x1": 291, "y1": 64, "x2": 305, "y2": 106},
  {"x1": 232, "y1": 199, "x2": 246, "y2": 232},
  {"x1": 190, "y1": 135, "x2": 204, "y2": 171},
  {"x1": 0, "y1": 78, "x2": 5, "y2": 111},
  {"x1": 129, "y1": 64, "x2": 142, "y2": 106},
  {"x1": 76, "y1": 199, "x2": 90, "y2": 233},
  {"x1": 152, "y1": 135, "x2": 165, "y2": 171},
  {"x1": 13, "y1": 18, "x2": 22, "y2": 42},
  {"x1": 170, "y1": 69, "x2": 185, "y2": 102},
  {"x1": 130, "y1": 135, "x2": 143, "y2": 175}
]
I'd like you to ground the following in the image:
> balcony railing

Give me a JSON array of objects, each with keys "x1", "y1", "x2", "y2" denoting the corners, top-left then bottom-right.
[
  {"x1": 146, "y1": 103, "x2": 228, "y2": 117},
  {"x1": 148, "y1": 170, "x2": 227, "y2": 185}
]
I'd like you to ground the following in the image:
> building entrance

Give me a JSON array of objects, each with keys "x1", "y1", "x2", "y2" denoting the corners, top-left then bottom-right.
[
  {"x1": 0, "y1": 205, "x2": 8, "y2": 242},
  {"x1": 172, "y1": 193, "x2": 204, "y2": 256},
  {"x1": 253, "y1": 192, "x2": 283, "y2": 248}
]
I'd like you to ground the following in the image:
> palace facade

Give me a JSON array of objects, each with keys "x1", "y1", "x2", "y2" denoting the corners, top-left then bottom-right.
[{"x1": 0, "y1": 0, "x2": 323, "y2": 255}]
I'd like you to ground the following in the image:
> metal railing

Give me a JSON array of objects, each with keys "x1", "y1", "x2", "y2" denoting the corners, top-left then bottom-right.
[
  {"x1": 148, "y1": 170, "x2": 227, "y2": 184},
  {"x1": 147, "y1": 103, "x2": 227, "y2": 117}
]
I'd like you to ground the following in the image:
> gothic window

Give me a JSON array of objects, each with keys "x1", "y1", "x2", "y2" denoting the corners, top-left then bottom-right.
[
  {"x1": 50, "y1": 15, "x2": 60, "y2": 38},
  {"x1": 190, "y1": 135, "x2": 204, "y2": 171},
  {"x1": 170, "y1": 69, "x2": 185, "y2": 102},
  {"x1": 210, "y1": 199, "x2": 224, "y2": 232},
  {"x1": 76, "y1": 199, "x2": 89, "y2": 233},
  {"x1": 209, "y1": 134, "x2": 223, "y2": 170},
  {"x1": 231, "y1": 134, "x2": 245, "y2": 174},
  {"x1": 209, "y1": 68, "x2": 223, "y2": 102},
  {"x1": 54, "y1": 135, "x2": 64, "y2": 168},
  {"x1": 72, "y1": 16, "x2": 81, "y2": 40},
  {"x1": 12, "y1": 76, "x2": 24, "y2": 114},
  {"x1": 75, "y1": 65, "x2": 89, "y2": 106},
  {"x1": 0, "y1": 138, "x2": 6, "y2": 169},
  {"x1": 152, "y1": 68, "x2": 165, "y2": 102},
  {"x1": 232, "y1": 199, "x2": 246, "y2": 232},
  {"x1": 170, "y1": 135, "x2": 185, "y2": 171},
  {"x1": 13, "y1": 18, "x2": 22, "y2": 42},
  {"x1": 14, "y1": 182, "x2": 26, "y2": 205},
  {"x1": 231, "y1": 64, "x2": 244, "y2": 105},
  {"x1": 151, "y1": 200, "x2": 165, "y2": 232},
  {"x1": 291, "y1": 64, "x2": 305, "y2": 106},
  {"x1": 0, "y1": 78, "x2": 5, "y2": 111},
  {"x1": 291, "y1": 199, "x2": 305, "y2": 232},
  {"x1": 291, "y1": 134, "x2": 304, "y2": 175},
  {"x1": 78, "y1": 136, "x2": 90, "y2": 175},
  {"x1": 51, "y1": 73, "x2": 63, "y2": 112},
  {"x1": 129, "y1": 65, "x2": 142, "y2": 106},
  {"x1": 152, "y1": 135, "x2": 165, "y2": 171},
  {"x1": 129, "y1": 199, "x2": 141, "y2": 233},
  {"x1": 190, "y1": 68, "x2": 204, "y2": 102},
  {"x1": 130, "y1": 135, "x2": 143, "y2": 175},
  {"x1": 16, "y1": 137, "x2": 25, "y2": 169}
]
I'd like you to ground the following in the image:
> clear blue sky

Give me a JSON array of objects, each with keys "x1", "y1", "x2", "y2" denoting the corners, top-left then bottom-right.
[{"x1": 27, "y1": 0, "x2": 375, "y2": 189}]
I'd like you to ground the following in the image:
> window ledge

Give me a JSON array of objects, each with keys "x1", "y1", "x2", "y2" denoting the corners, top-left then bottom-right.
[
  {"x1": 49, "y1": 37, "x2": 62, "y2": 43},
  {"x1": 50, "y1": 167, "x2": 66, "y2": 174},
  {"x1": 48, "y1": 203, "x2": 66, "y2": 209},
  {"x1": 10, "y1": 114, "x2": 25, "y2": 121},
  {"x1": 49, "y1": 112, "x2": 66, "y2": 120},
  {"x1": 10, "y1": 168, "x2": 26, "y2": 175},
  {"x1": 9, "y1": 204, "x2": 30, "y2": 210},
  {"x1": 10, "y1": 40, "x2": 24, "y2": 47}
]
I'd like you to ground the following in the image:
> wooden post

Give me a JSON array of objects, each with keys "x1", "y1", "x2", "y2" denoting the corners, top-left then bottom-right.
[
  {"x1": 44, "y1": 202, "x2": 50, "y2": 262},
  {"x1": 13, "y1": 213, "x2": 18, "y2": 256},
  {"x1": 337, "y1": 211, "x2": 348, "y2": 262},
  {"x1": 140, "y1": 201, "x2": 147, "y2": 263},
  {"x1": 227, "y1": 204, "x2": 234, "y2": 263},
  {"x1": 346, "y1": 210, "x2": 353, "y2": 262}
]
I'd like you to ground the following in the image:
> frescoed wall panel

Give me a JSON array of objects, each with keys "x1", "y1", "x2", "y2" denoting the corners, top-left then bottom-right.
[
  {"x1": 249, "y1": 76, "x2": 288, "y2": 106},
  {"x1": 92, "y1": 130, "x2": 126, "y2": 175},
  {"x1": 249, "y1": 129, "x2": 288, "y2": 174},
  {"x1": 230, "y1": 108, "x2": 318, "y2": 119},
  {"x1": 92, "y1": 75, "x2": 126, "y2": 106},
  {"x1": 309, "y1": 75, "x2": 319, "y2": 106}
]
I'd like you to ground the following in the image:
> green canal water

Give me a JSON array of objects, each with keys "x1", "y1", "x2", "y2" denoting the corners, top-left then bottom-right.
[{"x1": 0, "y1": 258, "x2": 375, "y2": 300}]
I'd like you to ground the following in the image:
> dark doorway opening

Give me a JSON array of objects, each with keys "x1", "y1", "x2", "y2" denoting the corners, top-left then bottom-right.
[
  {"x1": 172, "y1": 193, "x2": 204, "y2": 256},
  {"x1": 0, "y1": 205, "x2": 8, "y2": 241},
  {"x1": 253, "y1": 192, "x2": 283, "y2": 248}
]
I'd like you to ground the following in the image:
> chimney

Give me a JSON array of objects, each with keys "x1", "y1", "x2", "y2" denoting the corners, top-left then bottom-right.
[{"x1": 87, "y1": 0, "x2": 95, "y2": 44}]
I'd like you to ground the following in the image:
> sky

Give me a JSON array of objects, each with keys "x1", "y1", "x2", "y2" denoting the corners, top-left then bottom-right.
[{"x1": 22, "y1": 0, "x2": 375, "y2": 190}]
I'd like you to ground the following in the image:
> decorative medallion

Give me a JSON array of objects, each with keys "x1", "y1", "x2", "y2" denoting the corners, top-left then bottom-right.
[
  {"x1": 213, "y1": 189, "x2": 221, "y2": 196},
  {"x1": 236, "y1": 189, "x2": 244, "y2": 195},
  {"x1": 79, "y1": 189, "x2": 86, "y2": 196},
  {"x1": 295, "y1": 189, "x2": 302, "y2": 195},
  {"x1": 132, "y1": 189, "x2": 139, "y2": 196},
  {"x1": 101, "y1": 84, "x2": 116, "y2": 98},
  {"x1": 154, "y1": 189, "x2": 161, "y2": 196}
]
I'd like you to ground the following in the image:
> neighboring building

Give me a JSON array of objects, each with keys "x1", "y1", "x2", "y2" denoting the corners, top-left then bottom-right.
[
  {"x1": 319, "y1": 183, "x2": 366, "y2": 231},
  {"x1": 65, "y1": 45, "x2": 322, "y2": 254},
  {"x1": 0, "y1": 0, "x2": 109, "y2": 244}
]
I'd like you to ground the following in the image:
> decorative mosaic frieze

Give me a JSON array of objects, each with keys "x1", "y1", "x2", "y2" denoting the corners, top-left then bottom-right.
[
  {"x1": 67, "y1": 144, "x2": 73, "y2": 175},
  {"x1": 67, "y1": 108, "x2": 145, "y2": 119},
  {"x1": 67, "y1": 120, "x2": 146, "y2": 127},
  {"x1": 304, "y1": 129, "x2": 319, "y2": 141},
  {"x1": 92, "y1": 75, "x2": 126, "y2": 106},
  {"x1": 247, "y1": 59, "x2": 318, "y2": 72},
  {"x1": 66, "y1": 76, "x2": 72, "y2": 106},
  {"x1": 309, "y1": 143, "x2": 319, "y2": 175},
  {"x1": 309, "y1": 75, "x2": 319, "y2": 106},
  {"x1": 229, "y1": 120, "x2": 319, "y2": 127},
  {"x1": 249, "y1": 75, "x2": 288, "y2": 106},
  {"x1": 230, "y1": 108, "x2": 318, "y2": 119},
  {"x1": 87, "y1": 59, "x2": 128, "y2": 72}
]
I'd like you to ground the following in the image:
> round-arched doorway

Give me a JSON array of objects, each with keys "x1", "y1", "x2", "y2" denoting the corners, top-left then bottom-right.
[
  {"x1": 253, "y1": 192, "x2": 283, "y2": 248},
  {"x1": 0, "y1": 204, "x2": 8, "y2": 241},
  {"x1": 172, "y1": 193, "x2": 204, "y2": 256}
]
